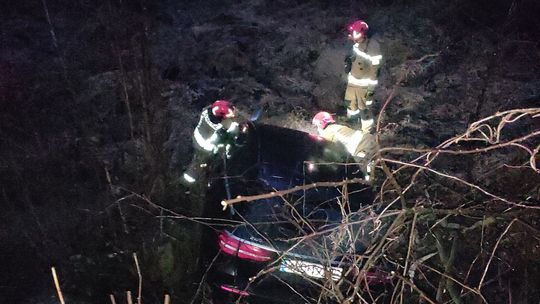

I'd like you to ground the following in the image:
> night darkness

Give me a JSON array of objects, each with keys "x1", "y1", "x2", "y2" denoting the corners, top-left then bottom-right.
[{"x1": 1, "y1": 0, "x2": 540, "y2": 303}]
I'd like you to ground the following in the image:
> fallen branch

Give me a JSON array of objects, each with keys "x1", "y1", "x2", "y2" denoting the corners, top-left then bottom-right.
[
  {"x1": 378, "y1": 129, "x2": 540, "y2": 156},
  {"x1": 220, "y1": 178, "x2": 368, "y2": 210}
]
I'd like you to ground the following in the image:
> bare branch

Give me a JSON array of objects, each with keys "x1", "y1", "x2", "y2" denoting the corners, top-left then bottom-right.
[{"x1": 220, "y1": 178, "x2": 369, "y2": 209}]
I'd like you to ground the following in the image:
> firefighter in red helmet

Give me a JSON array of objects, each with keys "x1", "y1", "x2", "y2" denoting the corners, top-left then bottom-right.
[
  {"x1": 183, "y1": 100, "x2": 239, "y2": 184},
  {"x1": 344, "y1": 20, "x2": 382, "y2": 132},
  {"x1": 312, "y1": 111, "x2": 377, "y2": 181}
]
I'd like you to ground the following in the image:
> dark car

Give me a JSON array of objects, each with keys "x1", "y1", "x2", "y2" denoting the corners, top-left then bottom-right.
[{"x1": 204, "y1": 124, "x2": 392, "y2": 304}]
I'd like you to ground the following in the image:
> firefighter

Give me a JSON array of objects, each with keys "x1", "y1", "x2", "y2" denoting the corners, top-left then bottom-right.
[
  {"x1": 312, "y1": 111, "x2": 377, "y2": 181},
  {"x1": 183, "y1": 100, "x2": 239, "y2": 184},
  {"x1": 344, "y1": 20, "x2": 382, "y2": 132}
]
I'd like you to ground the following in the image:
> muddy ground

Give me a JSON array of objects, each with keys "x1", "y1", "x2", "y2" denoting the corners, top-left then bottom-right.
[{"x1": 1, "y1": 0, "x2": 539, "y2": 303}]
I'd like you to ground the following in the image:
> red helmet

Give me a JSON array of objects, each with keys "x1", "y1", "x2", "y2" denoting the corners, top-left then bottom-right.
[
  {"x1": 312, "y1": 111, "x2": 335, "y2": 129},
  {"x1": 347, "y1": 20, "x2": 369, "y2": 39},
  {"x1": 211, "y1": 100, "x2": 235, "y2": 118}
]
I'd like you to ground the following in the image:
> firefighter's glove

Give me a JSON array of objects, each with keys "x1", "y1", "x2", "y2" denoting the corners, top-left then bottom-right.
[{"x1": 370, "y1": 55, "x2": 382, "y2": 65}]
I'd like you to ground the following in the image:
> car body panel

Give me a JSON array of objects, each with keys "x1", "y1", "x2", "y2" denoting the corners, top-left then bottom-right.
[{"x1": 204, "y1": 124, "x2": 390, "y2": 303}]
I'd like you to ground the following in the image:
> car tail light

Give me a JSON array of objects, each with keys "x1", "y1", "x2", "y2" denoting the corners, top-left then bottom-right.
[
  {"x1": 220, "y1": 284, "x2": 250, "y2": 297},
  {"x1": 218, "y1": 231, "x2": 273, "y2": 262}
]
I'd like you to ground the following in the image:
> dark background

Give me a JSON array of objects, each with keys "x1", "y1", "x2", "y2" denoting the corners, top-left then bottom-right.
[{"x1": 1, "y1": 0, "x2": 539, "y2": 303}]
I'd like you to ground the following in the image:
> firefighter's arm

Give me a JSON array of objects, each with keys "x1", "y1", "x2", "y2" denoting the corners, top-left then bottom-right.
[
  {"x1": 226, "y1": 121, "x2": 239, "y2": 134},
  {"x1": 352, "y1": 48, "x2": 381, "y2": 65}
]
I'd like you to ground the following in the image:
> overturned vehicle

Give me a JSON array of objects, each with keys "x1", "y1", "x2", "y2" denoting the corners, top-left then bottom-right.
[{"x1": 202, "y1": 123, "x2": 393, "y2": 304}]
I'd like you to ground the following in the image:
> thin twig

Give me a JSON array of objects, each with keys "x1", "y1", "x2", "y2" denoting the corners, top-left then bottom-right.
[
  {"x1": 127, "y1": 291, "x2": 133, "y2": 304},
  {"x1": 392, "y1": 273, "x2": 438, "y2": 304},
  {"x1": 478, "y1": 218, "x2": 517, "y2": 290},
  {"x1": 379, "y1": 130, "x2": 540, "y2": 156},
  {"x1": 381, "y1": 158, "x2": 539, "y2": 209},
  {"x1": 400, "y1": 211, "x2": 418, "y2": 304},
  {"x1": 133, "y1": 253, "x2": 142, "y2": 304},
  {"x1": 189, "y1": 251, "x2": 221, "y2": 304},
  {"x1": 422, "y1": 264, "x2": 487, "y2": 303},
  {"x1": 51, "y1": 267, "x2": 66, "y2": 304},
  {"x1": 40, "y1": 0, "x2": 71, "y2": 94}
]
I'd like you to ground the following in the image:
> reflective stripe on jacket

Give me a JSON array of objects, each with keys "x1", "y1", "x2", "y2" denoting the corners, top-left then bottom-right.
[
  {"x1": 348, "y1": 38, "x2": 382, "y2": 88},
  {"x1": 193, "y1": 108, "x2": 223, "y2": 152},
  {"x1": 193, "y1": 108, "x2": 239, "y2": 152}
]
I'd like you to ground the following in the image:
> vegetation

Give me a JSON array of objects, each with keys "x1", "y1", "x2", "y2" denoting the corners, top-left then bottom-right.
[{"x1": 0, "y1": 0, "x2": 538, "y2": 303}]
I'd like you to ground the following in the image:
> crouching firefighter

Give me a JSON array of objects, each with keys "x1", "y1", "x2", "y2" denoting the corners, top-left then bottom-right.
[
  {"x1": 183, "y1": 100, "x2": 240, "y2": 184},
  {"x1": 312, "y1": 111, "x2": 378, "y2": 181},
  {"x1": 344, "y1": 19, "x2": 382, "y2": 132}
]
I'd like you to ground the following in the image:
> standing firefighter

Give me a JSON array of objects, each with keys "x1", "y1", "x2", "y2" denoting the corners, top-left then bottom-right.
[
  {"x1": 183, "y1": 100, "x2": 239, "y2": 184},
  {"x1": 312, "y1": 111, "x2": 377, "y2": 181},
  {"x1": 344, "y1": 20, "x2": 382, "y2": 132}
]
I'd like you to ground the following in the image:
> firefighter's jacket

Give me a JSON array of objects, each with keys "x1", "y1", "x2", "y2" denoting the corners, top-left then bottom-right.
[
  {"x1": 319, "y1": 124, "x2": 377, "y2": 160},
  {"x1": 345, "y1": 37, "x2": 382, "y2": 89},
  {"x1": 193, "y1": 107, "x2": 239, "y2": 153}
]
